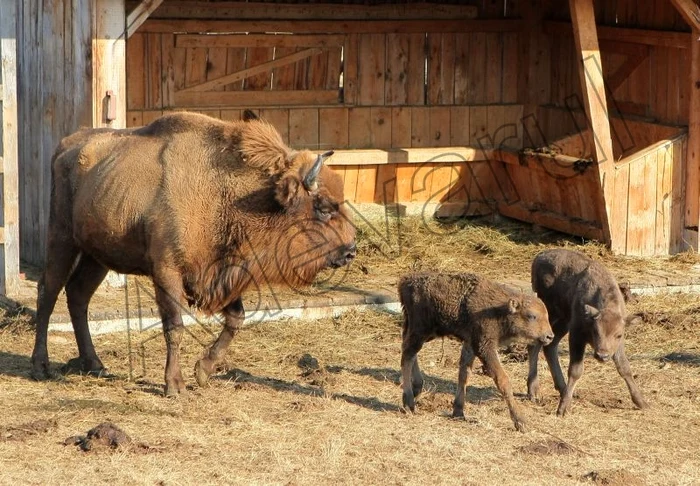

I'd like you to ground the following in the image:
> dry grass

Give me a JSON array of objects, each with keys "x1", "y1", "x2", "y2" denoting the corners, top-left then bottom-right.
[{"x1": 1, "y1": 291, "x2": 700, "y2": 485}]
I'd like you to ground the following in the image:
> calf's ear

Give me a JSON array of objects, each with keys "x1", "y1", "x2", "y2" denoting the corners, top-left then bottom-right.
[
  {"x1": 583, "y1": 304, "x2": 600, "y2": 320},
  {"x1": 275, "y1": 174, "x2": 303, "y2": 210},
  {"x1": 508, "y1": 299, "x2": 520, "y2": 314}
]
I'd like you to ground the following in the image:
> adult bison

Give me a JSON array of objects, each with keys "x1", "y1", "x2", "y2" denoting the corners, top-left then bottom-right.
[{"x1": 31, "y1": 111, "x2": 356, "y2": 396}]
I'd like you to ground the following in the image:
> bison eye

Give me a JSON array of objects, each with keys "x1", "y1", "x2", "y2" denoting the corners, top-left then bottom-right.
[
  {"x1": 526, "y1": 313, "x2": 537, "y2": 321},
  {"x1": 316, "y1": 208, "x2": 333, "y2": 222},
  {"x1": 616, "y1": 333, "x2": 623, "y2": 339}
]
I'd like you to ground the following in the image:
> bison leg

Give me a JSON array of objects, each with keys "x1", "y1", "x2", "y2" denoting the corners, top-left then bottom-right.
[
  {"x1": 612, "y1": 341, "x2": 649, "y2": 410},
  {"x1": 556, "y1": 334, "x2": 586, "y2": 416},
  {"x1": 543, "y1": 332, "x2": 567, "y2": 395},
  {"x1": 31, "y1": 235, "x2": 80, "y2": 380},
  {"x1": 401, "y1": 335, "x2": 424, "y2": 413},
  {"x1": 194, "y1": 298, "x2": 244, "y2": 387},
  {"x1": 526, "y1": 343, "x2": 542, "y2": 402},
  {"x1": 481, "y1": 349, "x2": 526, "y2": 432},
  {"x1": 453, "y1": 343, "x2": 475, "y2": 418},
  {"x1": 153, "y1": 271, "x2": 187, "y2": 397},
  {"x1": 64, "y1": 255, "x2": 109, "y2": 375}
]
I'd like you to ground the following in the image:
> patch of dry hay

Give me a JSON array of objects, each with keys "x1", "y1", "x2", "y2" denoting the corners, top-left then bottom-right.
[{"x1": 1, "y1": 292, "x2": 699, "y2": 485}]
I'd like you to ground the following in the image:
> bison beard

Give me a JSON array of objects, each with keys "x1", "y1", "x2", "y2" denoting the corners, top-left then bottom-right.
[{"x1": 30, "y1": 111, "x2": 356, "y2": 396}]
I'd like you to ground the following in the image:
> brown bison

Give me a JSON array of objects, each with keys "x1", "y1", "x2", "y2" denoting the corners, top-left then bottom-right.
[
  {"x1": 398, "y1": 272, "x2": 554, "y2": 432},
  {"x1": 31, "y1": 111, "x2": 356, "y2": 396},
  {"x1": 528, "y1": 249, "x2": 648, "y2": 415}
]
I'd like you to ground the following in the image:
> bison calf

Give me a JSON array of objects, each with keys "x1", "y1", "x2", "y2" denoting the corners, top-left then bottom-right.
[
  {"x1": 528, "y1": 249, "x2": 648, "y2": 416},
  {"x1": 398, "y1": 273, "x2": 554, "y2": 432}
]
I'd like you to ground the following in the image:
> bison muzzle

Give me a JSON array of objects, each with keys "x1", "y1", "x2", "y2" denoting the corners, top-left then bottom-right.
[{"x1": 30, "y1": 112, "x2": 356, "y2": 396}]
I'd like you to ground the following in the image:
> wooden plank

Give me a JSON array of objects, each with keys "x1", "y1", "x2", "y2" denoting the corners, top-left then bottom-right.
[
  {"x1": 502, "y1": 105, "x2": 524, "y2": 149},
  {"x1": 142, "y1": 109, "x2": 163, "y2": 124},
  {"x1": 126, "y1": 33, "x2": 146, "y2": 109},
  {"x1": 467, "y1": 33, "x2": 487, "y2": 104},
  {"x1": 450, "y1": 106, "x2": 471, "y2": 145},
  {"x1": 325, "y1": 46, "x2": 342, "y2": 90},
  {"x1": 501, "y1": 32, "x2": 519, "y2": 104},
  {"x1": 686, "y1": 34, "x2": 700, "y2": 241},
  {"x1": 411, "y1": 107, "x2": 431, "y2": 148},
  {"x1": 626, "y1": 157, "x2": 645, "y2": 255},
  {"x1": 94, "y1": 0, "x2": 127, "y2": 128},
  {"x1": 0, "y1": 0, "x2": 21, "y2": 295},
  {"x1": 258, "y1": 109, "x2": 289, "y2": 144},
  {"x1": 498, "y1": 202, "x2": 604, "y2": 240},
  {"x1": 127, "y1": 110, "x2": 144, "y2": 127},
  {"x1": 343, "y1": 165, "x2": 360, "y2": 203},
  {"x1": 406, "y1": 34, "x2": 426, "y2": 105},
  {"x1": 606, "y1": 44, "x2": 649, "y2": 92},
  {"x1": 429, "y1": 107, "x2": 451, "y2": 147},
  {"x1": 391, "y1": 107, "x2": 412, "y2": 148},
  {"x1": 289, "y1": 109, "x2": 319, "y2": 149},
  {"x1": 358, "y1": 34, "x2": 385, "y2": 105},
  {"x1": 430, "y1": 163, "x2": 456, "y2": 204},
  {"x1": 206, "y1": 47, "x2": 229, "y2": 92},
  {"x1": 487, "y1": 105, "x2": 506, "y2": 148},
  {"x1": 176, "y1": 34, "x2": 345, "y2": 49},
  {"x1": 370, "y1": 107, "x2": 392, "y2": 149},
  {"x1": 126, "y1": 0, "x2": 164, "y2": 38},
  {"x1": 469, "y1": 106, "x2": 489, "y2": 149},
  {"x1": 343, "y1": 34, "x2": 359, "y2": 105},
  {"x1": 544, "y1": 21, "x2": 690, "y2": 49},
  {"x1": 666, "y1": 46, "x2": 681, "y2": 125},
  {"x1": 668, "y1": 0, "x2": 700, "y2": 32},
  {"x1": 174, "y1": 89, "x2": 339, "y2": 107},
  {"x1": 244, "y1": 46, "x2": 274, "y2": 90},
  {"x1": 453, "y1": 33, "x2": 470, "y2": 104},
  {"x1": 160, "y1": 33, "x2": 182, "y2": 108},
  {"x1": 374, "y1": 164, "x2": 397, "y2": 204},
  {"x1": 355, "y1": 166, "x2": 378, "y2": 203},
  {"x1": 141, "y1": 19, "x2": 525, "y2": 35},
  {"x1": 319, "y1": 108, "x2": 349, "y2": 150},
  {"x1": 672, "y1": 137, "x2": 688, "y2": 251},
  {"x1": 655, "y1": 142, "x2": 673, "y2": 254},
  {"x1": 185, "y1": 47, "x2": 208, "y2": 89},
  {"x1": 610, "y1": 163, "x2": 630, "y2": 254},
  {"x1": 569, "y1": 0, "x2": 615, "y2": 244},
  {"x1": 324, "y1": 147, "x2": 491, "y2": 166},
  {"x1": 220, "y1": 109, "x2": 242, "y2": 121},
  {"x1": 410, "y1": 164, "x2": 434, "y2": 202},
  {"x1": 146, "y1": 2, "x2": 479, "y2": 21},
  {"x1": 653, "y1": 47, "x2": 669, "y2": 123},
  {"x1": 180, "y1": 48, "x2": 322, "y2": 93},
  {"x1": 395, "y1": 164, "x2": 414, "y2": 203},
  {"x1": 225, "y1": 47, "x2": 246, "y2": 91},
  {"x1": 385, "y1": 34, "x2": 410, "y2": 106},
  {"x1": 427, "y1": 33, "x2": 455, "y2": 105},
  {"x1": 485, "y1": 33, "x2": 503, "y2": 103},
  {"x1": 348, "y1": 107, "x2": 372, "y2": 149},
  {"x1": 640, "y1": 152, "x2": 659, "y2": 256},
  {"x1": 146, "y1": 33, "x2": 162, "y2": 108}
]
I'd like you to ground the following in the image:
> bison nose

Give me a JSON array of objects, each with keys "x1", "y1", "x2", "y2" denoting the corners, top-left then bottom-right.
[
  {"x1": 540, "y1": 333, "x2": 554, "y2": 345},
  {"x1": 594, "y1": 351, "x2": 611, "y2": 362},
  {"x1": 345, "y1": 243, "x2": 357, "y2": 261}
]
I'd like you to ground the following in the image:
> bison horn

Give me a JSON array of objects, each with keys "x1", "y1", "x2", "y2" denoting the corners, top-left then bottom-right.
[
  {"x1": 243, "y1": 109, "x2": 259, "y2": 122},
  {"x1": 303, "y1": 154, "x2": 324, "y2": 191}
]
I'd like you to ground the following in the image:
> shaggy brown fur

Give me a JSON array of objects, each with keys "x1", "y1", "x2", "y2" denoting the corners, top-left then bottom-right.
[
  {"x1": 398, "y1": 272, "x2": 553, "y2": 432},
  {"x1": 528, "y1": 249, "x2": 648, "y2": 416},
  {"x1": 31, "y1": 111, "x2": 356, "y2": 397}
]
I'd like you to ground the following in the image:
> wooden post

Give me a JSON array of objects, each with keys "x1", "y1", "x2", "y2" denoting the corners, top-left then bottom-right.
[
  {"x1": 0, "y1": 0, "x2": 21, "y2": 296},
  {"x1": 93, "y1": 0, "x2": 127, "y2": 129},
  {"x1": 569, "y1": 0, "x2": 614, "y2": 244},
  {"x1": 684, "y1": 33, "x2": 700, "y2": 249}
]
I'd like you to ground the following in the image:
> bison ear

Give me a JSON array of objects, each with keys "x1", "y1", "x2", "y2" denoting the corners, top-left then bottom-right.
[
  {"x1": 583, "y1": 304, "x2": 600, "y2": 320},
  {"x1": 275, "y1": 174, "x2": 303, "y2": 210},
  {"x1": 508, "y1": 299, "x2": 520, "y2": 314},
  {"x1": 242, "y1": 109, "x2": 259, "y2": 122}
]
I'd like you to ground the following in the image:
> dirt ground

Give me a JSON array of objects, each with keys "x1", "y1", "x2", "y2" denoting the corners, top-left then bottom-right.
[
  {"x1": 1, "y1": 289, "x2": 699, "y2": 485},
  {"x1": 1, "y1": 216, "x2": 699, "y2": 485}
]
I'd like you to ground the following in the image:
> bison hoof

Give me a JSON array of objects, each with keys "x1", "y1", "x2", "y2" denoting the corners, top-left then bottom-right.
[
  {"x1": 633, "y1": 397, "x2": 650, "y2": 410},
  {"x1": 514, "y1": 419, "x2": 528, "y2": 433},
  {"x1": 411, "y1": 383, "x2": 424, "y2": 398},
  {"x1": 402, "y1": 391, "x2": 416, "y2": 413},
  {"x1": 194, "y1": 359, "x2": 215, "y2": 388},
  {"x1": 164, "y1": 380, "x2": 187, "y2": 398},
  {"x1": 30, "y1": 359, "x2": 52, "y2": 381},
  {"x1": 452, "y1": 407, "x2": 465, "y2": 419},
  {"x1": 62, "y1": 357, "x2": 107, "y2": 376}
]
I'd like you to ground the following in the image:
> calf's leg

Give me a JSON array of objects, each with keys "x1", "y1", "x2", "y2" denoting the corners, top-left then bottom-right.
[
  {"x1": 152, "y1": 268, "x2": 187, "y2": 397},
  {"x1": 453, "y1": 343, "x2": 475, "y2": 418},
  {"x1": 31, "y1": 235, "x2": 79, "y2": 380},
  {"x1": 401, "y1": 334, "x2": 424, "y2": 413},
  {"x1": 543, "y1": 333, "x2": 567, "y2": 395},
  {"x1": 613, "y1": 341, "x2": 649, "y2": 409},
  {"x1": 556, "y1": 334, "x2": 586, "y2": 416},
  {"x1": 526, "y1": 343, "x2": 542, "y2": 402},
  {"x1": 195, "y1": 298, "x2": 244, "y2": 387},
  {"x1": 481, "y1": 349, "x2": 527, "y2": 432},
  {"x1": 64, "y1": 255, "x2": 109, "y2": 374}
]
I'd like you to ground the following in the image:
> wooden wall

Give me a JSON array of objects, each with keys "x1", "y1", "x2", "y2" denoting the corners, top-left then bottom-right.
[{"x1": 17, "y1": 0, "x2": 94, "y2": 266}]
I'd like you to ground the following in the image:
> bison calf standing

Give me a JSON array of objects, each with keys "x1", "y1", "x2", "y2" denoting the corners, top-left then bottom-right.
[
  {"x1": 528, "y1": 249, "x2": 648, "y2": 416},
  {"x1": 398, "y1": 273, "x2": 554, "y2": 432}
]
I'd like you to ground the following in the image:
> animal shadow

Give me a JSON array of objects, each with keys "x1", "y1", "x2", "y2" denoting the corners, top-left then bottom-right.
[
  {"x1": 0, "y1": 351, "x2": 53, "y2": 379},
  {"x1": 215, "y1": 368, "x2": 402, "y2": 412},
  {"x1": 660, "y1": 352, "x2": 700, "y2": 366}
]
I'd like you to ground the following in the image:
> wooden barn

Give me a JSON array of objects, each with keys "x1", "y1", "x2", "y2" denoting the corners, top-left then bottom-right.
[{"x1": 1, "y1": 0, "x2": 699, "y2": 296}]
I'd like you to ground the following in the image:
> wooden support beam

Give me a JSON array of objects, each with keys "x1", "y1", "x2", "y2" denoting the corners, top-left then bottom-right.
[
  {"x1": 126, "y1": 0, "x2": 164, "y2": 38},
  {"x1": 545, "y1": 21, "x2": 690, "y2": 49},
  {"x1": 669, "y1": 0, "x2": 700, "y2": 33},
  {"x1": 569, "y1": 0, "x2": 614, "y2": 244},
  {"x1": 606, "y1": 45, "x2": 649, "y2": 92},
  {"x1": 686, "y1": 34, "x2": 700, "y2": 246},
  {"x1": 94, "y1": 0, "x2": 127, "y2": 128},
  {"x1": 178, "y1": 48, "x2": 323, "y2": 93},
  {"x1": 0, "y1": 0, "x2": 21, "y2": 296}
]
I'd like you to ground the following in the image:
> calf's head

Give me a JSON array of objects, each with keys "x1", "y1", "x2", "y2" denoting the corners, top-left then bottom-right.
[
  {"x1": 583, "y1": 305, "x2": 639, "y2": 362},
  {"x1": 506, "y1": 296, "x2": 554, "y2": 345},
  {"x1": 273, "y1": 150, "x2": 356, "y2": 283}
]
